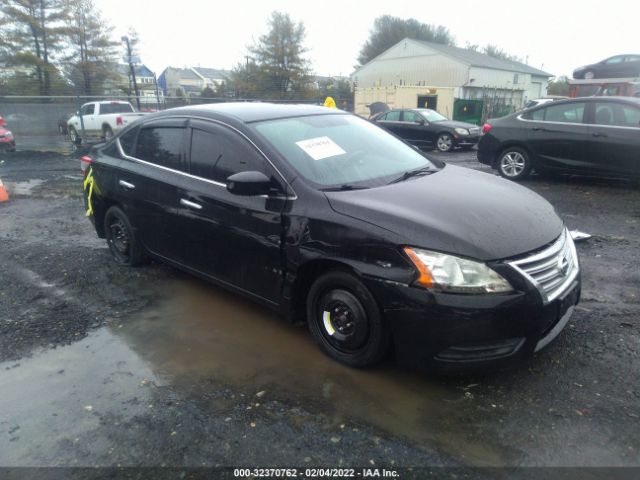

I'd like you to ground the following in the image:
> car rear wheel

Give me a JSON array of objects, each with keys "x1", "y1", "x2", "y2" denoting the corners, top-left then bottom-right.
[
  {"x1": 497, "y1": 147, "x2": 532, "y2": 181},
  {"x1": 104, "y1": 206, "x2": 146, "y2": 266},
  {"x1": 103, "y1": 125, "x2": 114, "y2": 141},
  {"x1": 584, "y1": 71, "x2": 595, "y2": 79},
  {"x1": 436, "y1": 133, "x2": 454, "y2": 152},
  {"x1": 306, "y1": 271, "x2": 389, "y2": 367}
]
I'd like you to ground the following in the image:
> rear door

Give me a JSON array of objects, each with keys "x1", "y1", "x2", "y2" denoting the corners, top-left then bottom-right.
[
  {"x1": 116, "y1": 119, "x2": 189, "y2": 263},
  {"x1": 524, "y1": 101, "x2": 591, "y2": 173},
  {"x1": 178, "y1": 119, "x2": 287, "y2": 303},
  {"x1": 587, "y1": 100, "x2": 640, "y2": 176}
]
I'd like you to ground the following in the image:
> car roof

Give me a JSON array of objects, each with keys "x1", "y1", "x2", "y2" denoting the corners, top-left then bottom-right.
[
  {"x1": 538, "y1": 96, "x2": 640, "y2": 106},
  {"x1": 157, "y1": 102, "x2": 343, "y2": 123}
]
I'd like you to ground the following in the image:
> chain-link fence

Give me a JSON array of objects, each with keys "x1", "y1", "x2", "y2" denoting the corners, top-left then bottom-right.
[{"x1": 0, "y1": 92, "x2": 353, "y2": 154}]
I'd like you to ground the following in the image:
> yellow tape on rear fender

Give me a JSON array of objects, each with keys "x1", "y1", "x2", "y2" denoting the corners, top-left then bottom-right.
[{"x1": 83, "y1": 167, "x2": 95, "y2": 217}]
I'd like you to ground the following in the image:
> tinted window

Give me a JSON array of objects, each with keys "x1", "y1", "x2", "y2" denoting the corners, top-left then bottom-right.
[
  {"x1": 119, "y1": 127, "x2": 138, "y2": 155},
  {"x1": 136, "y1": 127, "x2": 185, "y2": 171},
  {"x1": 100, "y1": 103, "x2": 135, "y2": 114},
  {"x1": 403, "y1": 111, "x2": 422, "y2": 123},
  {"x1": 594, "y1": 102, "x2": 640, "y2": 127},
  {"x1": 522, "y1": 108, "x2": 545, "y2": 121},
  {"x1": 382, "y1": 111, "x2": 401, "y2": 121},
  {"x1": 189, "y1": 128, "x2": 267, "y2": 183},
  {"x1": 542, "y1": 102, "x2": 586, "y2": 123},
  {"x1": 80, "y1": 104, "x2": 95, "y2": 115},
  {"x1": 604, "y1": 56, "x2": 624, "y2": 64}
]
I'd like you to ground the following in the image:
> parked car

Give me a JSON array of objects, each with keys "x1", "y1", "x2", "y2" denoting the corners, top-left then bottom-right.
[
  {"x1": 67, "y1": 101, "x2": 147, "y2": 145},
  {"x1": 0, "y1": 126, "x2": 16, "y2": 152},
  {"x1": 573, "y1": 55, "x2": 640, "y2": 80},
  {"x1": 478, "y1": 97, "x2": 640, "y2": 181},
  {"x1": 82, "y1": 103, "x2": 580, "y2": 372},
  {"x1": 522, "y1": 97, "x2": 568, "y2": 110},
  {"x1": 372, "y1": 108, "x2": 481, "y2": 152}
]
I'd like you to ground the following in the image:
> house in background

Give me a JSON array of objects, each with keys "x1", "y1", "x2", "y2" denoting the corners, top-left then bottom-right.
[
  {"x1": 158, "y1": 67, "x2": 231, "y2": 97},
  {"x1": 104, "y1": 64, "x2": 164, "y2": 107},
  {"x1": 352, "y1": 38, "x2": 553, "y2": 122}
]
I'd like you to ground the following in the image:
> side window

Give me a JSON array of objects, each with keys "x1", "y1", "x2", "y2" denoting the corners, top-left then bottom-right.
[
  {"x1": 189, "y1": 128, "x2": 268, "y2": 184},
  {"x1": 542, "y1": 103, "x2": 585, "y2": 123},
  {"x1": 80, "y1": 104, "x2": 95, "y2": 116},
  {"x1": 604, "y1": 56, "x2": 623, "y2": 64},
  {"x1": 383, "y1": 111, "x2": 401, "y2": 121},
  {"x1": 522, "y1": 108, "x2": 545, "y2": 121},
  {"x1": 136, "y1": 127, "x2": 186, "y2": 171},
  {"x1": 594, "y1": 102, "x2": 640, "y2": 128},
  {"x1": 118, "y1": 127, "x2": 138, "y2": 155},
  {"x1": 402, "y1": 111, "x2": 421, "y2": 123}
]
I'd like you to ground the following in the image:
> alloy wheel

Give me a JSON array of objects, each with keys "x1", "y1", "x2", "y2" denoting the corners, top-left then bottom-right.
[
  {"x1": 500, "y1": 151, "x2": 526, "y2": 177},
  {"x1": 437, "y1": 134, "x2": 453, "y2": 152}
]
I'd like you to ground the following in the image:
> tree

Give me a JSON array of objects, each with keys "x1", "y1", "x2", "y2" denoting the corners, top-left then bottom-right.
[
  {"x1": 201, "y1": 86, "x2": 216, "y2": 97},
  {"x1": 0, "y1": 0, "x2": 72, "y2": 96},
  {"x1": 248, "y1": 11, "x2": 311, "y2": 98},
  {"x1": 482, "y1": 44, "x2": 522, "y2": 63},
  {"x1": 357, "y1": 16, "x2": 455, "y2": 66},
  {"x1": 64, "y1": 0, "x2": 118, "y2": 95},
  {"x1": 547, "y1": 76, "x2": 569, "y2": 96}
]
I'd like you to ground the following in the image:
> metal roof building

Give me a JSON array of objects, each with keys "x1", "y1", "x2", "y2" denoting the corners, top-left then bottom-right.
[{"x1": 352, "y1": 38, "x2": 553, "y2": 113}]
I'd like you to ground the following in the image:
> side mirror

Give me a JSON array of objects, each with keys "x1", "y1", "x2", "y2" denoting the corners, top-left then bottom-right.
[
  {"x1": 76, "y1": 111, "x2": 80, "y2": 116},
  {"x1": 417, "y1": 119, "x2": 425, "y2": 125},
  {"x1": 226, "y1": 170, "x2": 271, "y2": 196}
]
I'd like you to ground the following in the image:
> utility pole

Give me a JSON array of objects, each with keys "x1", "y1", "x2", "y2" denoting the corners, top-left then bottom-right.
[{"x1": 122, "y1": 36, "x2": 141, "y2": 111}]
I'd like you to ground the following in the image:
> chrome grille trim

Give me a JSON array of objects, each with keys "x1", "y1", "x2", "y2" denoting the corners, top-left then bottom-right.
[{"x1": 508, "y1": 229, "x2": 579, "y2": 304}]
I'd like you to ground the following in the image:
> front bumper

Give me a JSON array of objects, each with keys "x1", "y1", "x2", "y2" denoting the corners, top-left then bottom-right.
[
  {"x1": 454, "y1": 134, "x2": 481, "y2": 146},
  {"x1": 364, "y1": 269, "x2": 580, "y2": 374},
  {"x1": 0, "y1": 138, "x2": 16, "y2": 151}
]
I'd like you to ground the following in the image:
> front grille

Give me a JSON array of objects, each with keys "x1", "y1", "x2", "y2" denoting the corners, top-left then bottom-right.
[{"x1": 508, "y1": 229, "x2": 579, "y2": 304}]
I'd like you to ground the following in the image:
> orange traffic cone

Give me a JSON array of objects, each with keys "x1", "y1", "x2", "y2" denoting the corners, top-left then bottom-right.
[{"x1": 0, "y1": 178, "x2": 9, "y2": 202}]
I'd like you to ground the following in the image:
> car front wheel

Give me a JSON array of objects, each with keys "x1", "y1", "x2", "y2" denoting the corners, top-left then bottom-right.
[
  {"x1": 584, "y1": 71, "x2": 595, "y2": 79},
  {"x1": 306, "y1": 271, "x2": 389, "y2": 368},
  {"x1": 68, "y1": 127, "x2": 81, "y2": 145},
  {"x1": 436, "y1": 133, "x2": 454, "y2": 152},
  {"x1": 104, "y1": 206, "x2": 146, "y2": 266},
  {"x1": 497, "y1": 147, "x2": 532, "y2": 181},
  {"x1": 103, "y1": 125, "x2": 114, "y2": 140}
]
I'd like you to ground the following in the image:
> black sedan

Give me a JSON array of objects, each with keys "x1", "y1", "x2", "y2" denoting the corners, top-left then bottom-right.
[
  {"x1": 573, "y1": 54, "x2": 640, "y2": 79},
  {"x1": 478, "y1": 97, "x2": 640, "y2": 181},
  {"x1": 83, "y1": 103, "x2": 580, "y2": 372},
  {"x1": 372, "y1": 108, "x2": 481, "y2": 152}
]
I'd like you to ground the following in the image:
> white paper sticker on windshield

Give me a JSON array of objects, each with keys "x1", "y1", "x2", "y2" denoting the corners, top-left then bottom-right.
[{"x1": 296, "y1": 136, "x2": 346, "y2": 161}]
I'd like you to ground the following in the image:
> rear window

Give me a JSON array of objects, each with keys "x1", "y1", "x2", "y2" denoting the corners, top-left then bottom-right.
[
  {"x1": 100, "y1": 103, "x2": 134, "y2": 114},
  {"x1": 118, "y1": 127, "x2": 138, "y2": 155},
  {"x1": 541, "y1": 103, "x2": 586, "y2": 124},
  {"x1": 135, "y1": 127, "x2": 185, "y2": 171}
]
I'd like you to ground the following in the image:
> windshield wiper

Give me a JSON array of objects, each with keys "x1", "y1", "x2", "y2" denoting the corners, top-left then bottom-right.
[
  {"x1": 387, "y1": 166, "x2": 435, "y2": 185},
  {"x1": 321, "y1": 184, "x2": 369, "y2": 192}
]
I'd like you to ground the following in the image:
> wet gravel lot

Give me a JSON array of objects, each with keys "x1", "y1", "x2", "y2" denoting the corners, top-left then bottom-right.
[{"x1": 0, "y1": 149, "x2": 638, "y2": 475}]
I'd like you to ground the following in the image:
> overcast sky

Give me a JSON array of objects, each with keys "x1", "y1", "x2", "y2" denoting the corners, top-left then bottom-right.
[{"x1": 96, "y1": 0, "x2": 636, "y2": 79}]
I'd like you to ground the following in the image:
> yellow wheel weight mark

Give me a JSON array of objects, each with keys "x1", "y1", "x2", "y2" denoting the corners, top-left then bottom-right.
[
  {"x1": 322, "y1": 311, "x2": 336, "y2": 336},
  {"x1": 83, "y1": 167, "x2": 95, "y2": 217}
]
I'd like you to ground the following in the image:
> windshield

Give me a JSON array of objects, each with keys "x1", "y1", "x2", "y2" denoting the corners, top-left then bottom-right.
[
  {"x1": 253, "y1": 114, "x2": 436, "y2": 188},
  {"x1": 417, "y1": 109, "x2": 448, "y2": 122}
]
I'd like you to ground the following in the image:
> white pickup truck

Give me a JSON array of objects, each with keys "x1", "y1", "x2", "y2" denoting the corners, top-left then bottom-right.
[{"x1": 67, "y1": 101, "x2": 147, "y2": 145}]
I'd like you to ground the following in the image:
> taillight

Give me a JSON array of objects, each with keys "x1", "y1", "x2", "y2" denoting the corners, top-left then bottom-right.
[
  {"x1": 482, "y1": 123, "x2": 493, "y2": 134},
  {"x1": 116, "y1": 116, "x2": 123, "y2": 126},
  {"x1": 81, "y1": 155, "x2": 93, "y2": 176}
]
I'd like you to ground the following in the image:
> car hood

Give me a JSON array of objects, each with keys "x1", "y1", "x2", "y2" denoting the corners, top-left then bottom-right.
[
  {"x1": 435, "y1": 120, "x2": 479, "y2": 130},
  {"x1": 325, "y1": 165, "x2": 563, "y2": 261}
]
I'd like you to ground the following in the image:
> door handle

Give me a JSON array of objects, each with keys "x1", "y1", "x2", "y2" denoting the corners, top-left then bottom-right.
[
  {"x1": 591, "y1": 132, "x2": 608, "y2": 138},
  {"x1": 119, "y1": 180, "x2": 135, "y2": 189},
  {"x1": 532, "y1": 127, "x2": 547, "y2": 132},
  {"x1": 180, "y1": 198, "x2": 202, "y2": 210}
]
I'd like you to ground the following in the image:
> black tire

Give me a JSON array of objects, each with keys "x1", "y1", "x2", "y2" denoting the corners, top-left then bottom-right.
[
  {"x1": 497, "y1": 146, "x2": 532, "y2": 181},
  {"x1": 104, "y1": 206, "x2": 146, "y2": 266},
  {"x1": 68, "y1": 127, "x2": 81, "y2": 146},
  {"x1": 306, "y1": 271, "x2": 390, "y2": 367},
  {"x1": 436, "y1": 133, "x2": 454, "y2": 152},
  {"x1": 103, "y1": 125, "x2": 114, "y2": 141}
]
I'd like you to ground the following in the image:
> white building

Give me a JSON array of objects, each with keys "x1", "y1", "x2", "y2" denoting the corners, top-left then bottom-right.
[{"x1": 352, "y1": 38, "x2": 552, "y2": 119}]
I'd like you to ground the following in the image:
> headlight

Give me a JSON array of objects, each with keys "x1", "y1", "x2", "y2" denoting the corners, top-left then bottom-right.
[
  {"x1": 454, "y1": 128, "x2": 469, "y2": 135},
  {"x1": 403, "y1": 247, "x2": 514, "y2": 294}
]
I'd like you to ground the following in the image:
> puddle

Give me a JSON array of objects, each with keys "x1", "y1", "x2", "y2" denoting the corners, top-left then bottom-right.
[
  {"x1": 116, "y1": 277, "x2": 512, "y2": 466},
  {"x1": 9, "y1": 179, "x2": 45, "y2": 195}
]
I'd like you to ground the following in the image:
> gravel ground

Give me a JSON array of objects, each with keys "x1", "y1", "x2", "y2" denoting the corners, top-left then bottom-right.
[{"x1": 0, "y1": 149, "x2": 638, "y2": 476}]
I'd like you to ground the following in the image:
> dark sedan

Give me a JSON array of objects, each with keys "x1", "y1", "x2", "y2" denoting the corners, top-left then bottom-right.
[
  {"x1": 478, "y1": 97, "x2": 640, "y2": 181},
  {"x1": 573, "y1": 54, "x2": 640, "y2": 79},
  {"x1": 372, "y1": 108, "x2": 481, "y2": 152},
  {"x1": 82, "y1": 103, "x2": 580, "y2": 373}
]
